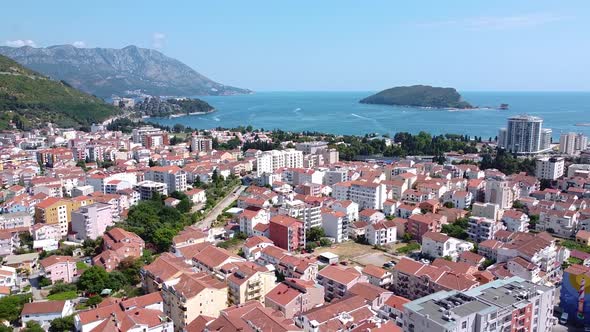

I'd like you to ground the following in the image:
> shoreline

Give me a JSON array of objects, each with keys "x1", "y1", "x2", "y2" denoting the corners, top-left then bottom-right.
[{"x1": 140, "y1": 109, "x2": 216, "y2": 119}]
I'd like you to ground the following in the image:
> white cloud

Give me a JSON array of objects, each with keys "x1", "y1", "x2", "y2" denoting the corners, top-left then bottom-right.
[
  {"x1": 152, "y1": 32, "x2": 166, "y2": 49},
  {"x1": 4, "y1": 39, "x2": 37, "y2": 47},
  {"x1": 415, "y1": 12, "x2": 569, "y2": 31},
  {"x1": 72, "y1": 41, "x2": 86, "y2": 48}
]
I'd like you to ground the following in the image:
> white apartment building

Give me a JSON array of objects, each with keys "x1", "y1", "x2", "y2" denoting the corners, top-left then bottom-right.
[
  {"x1": 442, "y1": 190, "x2": 473, "y2": 210},
  {"x1": 279, "y1": 198, "x2": 323, "y2": 230},
  {"x1": 560, "y1": 132, "x2": 588, "y2": 155},
  {"x1": 403, "y1": 277, "x2": 555, "y2": 332},
  {"x1": 333, "y1": 181, "x2": 387, "y2": 210},
  {"x1": 499, "y1": 115, "x2": 550, "y2": 154},
  {"x1": 323, "y1": 168, "x2": 349, "y2": 186},
  {"x1": 421, "y1": 232, "x2": 474, "y2": 261},
  {"x1": 255, "y1": 149, "x2": 303, "y2": 176},
  {"x1": 468, "y1": 216, "x2": 505, "y2": 243},
  {"x1": 537, "y1": 209, "x2": 578, "y2": 237},
  {"x1": 365, "y1": 220, "x2": 397, "y2": 246},
  {"x1": 0, "y1": 212, "x2": 32, "y2": 229},
  {"x1": 501, "y1": 210, "x2": 530, "y2": 232},
  {"x1": 535, "y1": 157, "x2": 564, "y2": 180},
  {"x1": 144, "y1": 166, "x2": 187, "y2": 193},
  {"x1": 471, "y1": 202, "x2": 501, "y2": 221},
  {"x1": 86, "y1": 172, "x2": 137, "y2": 193},
  {"x1": 190, "y1": 135, "x2": 213, "y2": 152},
  {"x1": 321, "y1": 210, "x2": 348, "y2": 243},
  {"x1": 484, "y1": 180, "x2": 514, "y2": 210}
]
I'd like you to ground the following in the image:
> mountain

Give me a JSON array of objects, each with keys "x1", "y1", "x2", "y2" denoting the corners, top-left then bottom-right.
[
  {"x1": 0, "y1": 54, "x2": 118, "y2": 129},
  {"x1": 360, "y1": 85, "x2": 473, "y2": 109},
  {"x1": 0, "y1": 45, "x2": 251, "y2": 98}
]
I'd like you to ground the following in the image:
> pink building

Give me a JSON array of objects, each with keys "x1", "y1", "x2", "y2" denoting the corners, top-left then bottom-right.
[
  {"x1": 268, "y1": 215, "x2": 305, "y2": 252},
  {"x1": 39, "y1": 256, "x2": 77, "y2": 284},
  {"x1": 71, "y1": 203, "x2": 113, "y2": 240}
]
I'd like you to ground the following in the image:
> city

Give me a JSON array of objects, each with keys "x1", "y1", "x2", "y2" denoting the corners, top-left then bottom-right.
[{"x1": 0, "y1": 113, "x2": 587, "y2": 331}]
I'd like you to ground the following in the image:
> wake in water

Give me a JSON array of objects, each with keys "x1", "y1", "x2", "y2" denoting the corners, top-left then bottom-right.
[{"x1": 350, "y1": 113, "x2": 371, "y2": 120}]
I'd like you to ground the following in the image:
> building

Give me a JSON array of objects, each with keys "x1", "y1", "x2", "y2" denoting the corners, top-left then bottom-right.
[
  {"x1": 238, "y1": 207, "x2": 270, "y2": 237},
  {"x1": 365, "y1": 219, "x2": 397, "y2": 246},
  {"x1": 190, "y1": 135, "x2": 213, "y2": 152},
  {"x1": 316, "y1": 264, "x2": 365, "y2": 301},
  {"x1": 362, "y1": 264, "x2": 392, "y2": 288},
  {"x1": 537, "y1": 209, "x2": 578, "y2": 238},
  {"x1": 468, "y1": 216, "x2": 504, "y2": 243},
  {"x1": 134, "y1": 180, "x2": 168, "y2": 200},
  {"x1": 535, "y1": 157, "x2": 565, "y2": 180},
  {"x1": 255, "y1": 149, "x2": 303, "y2": 176},
  {"x1": 21, "y1": 300, "x2": 74, "y2": 326},
  {"x1": 39, "y1": 255, "x2": 77, "y2": 284},
  {"x1": 74, "y1": 292, "x2": 171, "y2": 332},
  {"x1": 406, "y1": 214, "x2": 446, "y2": 242},
  {"x1": 561, "y1": 264, "x2": 590, "y2": 325},
  {"x1": 265, "y1": 278, "x2": 324, "y2": 319},
  {"x1": 471, "y1": 202, "x2": 501, "y2": 221},
  {"x1": 70, "y1": 203, "x2": 113, "y2": 240},
  {"x1": 404, "y1": 276, "x2": 555, "y2": 332},
  {"x1": 499, "y1": 115, "x2": 549, "y2": 154},
  {"x1": 0, "y1": 212, "x2": 32, "y2": 230},
  {"x1": 141, "y1": 253, "x2": 194, "y2": 293},
  {"x1": 501, "y1": 210, "x2": 530, "y2": 232},
  {"x1": 484, "y1": 180, "x2": 514, "y2": 210},
  {"x1": 226, "y1": 262, "x2": 276, "y2": 306},
  {"x1": 132, "y1": 126, "x2": 169, "y2": 148},
  {"x1": 321, "y1": 210, "x2": 348, "y2": 243},
  {"x1": 144, "y1": 166, "x2": 187, "y2": 193},
  {"x1": 35, "y1": 197, "x2": 94, "y2": 236},
  {"x1": 94, "y1": 228, "x2": 145, "y2": 272},
  {"x1": 421, "y1": 232, "x2": 474, "y2": 261},
  {"x1": 391, "y1": 258, "x2": 479, "y2": 300},
  {"x1": 560, "y1": 132, "x2": 588, "y2": 155},
  {"x1": 333, "y1": 181, "x2": 387, "y2": 210},
  {"x1": 268, "y1": 215, "x2": 305, "y2": 252},
  {"x1": 161, "y1": 272, "x2": 227, "y2": 330}
]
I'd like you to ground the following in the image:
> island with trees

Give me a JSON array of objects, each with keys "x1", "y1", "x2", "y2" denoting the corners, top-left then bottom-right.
[
  {"x1": 133, "y1": 96, "x2": 215, "y2": 117},
  {"x1": 359, "y1": 85, "x2": 473, "y2": 109}
]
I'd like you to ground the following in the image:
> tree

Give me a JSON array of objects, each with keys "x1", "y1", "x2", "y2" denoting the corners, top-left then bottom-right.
[
  {"x1": 176, "y1": 198, "x2": 192, "y2": 213},
  {"x1": 306, "y1": 227, "x2": 325, "y2": 242},
  {"x1": 0, "y1": 294, "x2": 31, "y2": 323},
  {"x1": 87, "y1": 295, "x2": 103, "y2": 307},
  {"x1": 49, "y1": 315, "x2": 75, "y2": 332},
  {"x1": 23, "y1": 321, "x2": 44, "y2": 332},
  {"x1": 152, "y1": 227, "x2": 176, "y2": 252},
  {"x1": 402, "y1": 233, "x2": 413, "y2": 243},
  {"x1": 49, "y1": 281, "x2": 77, "y2": 295},
  {"x1": 78, "y1": 266, "x2": 111, "y2": 294},
  {"x1": 117, "y1": 257, "x2": 143, "y2": 286},
  {"x1": 443, "y1": 202, "x2": 455, "y2": 209}
]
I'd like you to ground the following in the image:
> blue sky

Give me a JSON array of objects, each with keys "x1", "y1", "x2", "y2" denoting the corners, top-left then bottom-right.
[{"x1": 2, "y1": 1, "x2": 589, "y2": 91}]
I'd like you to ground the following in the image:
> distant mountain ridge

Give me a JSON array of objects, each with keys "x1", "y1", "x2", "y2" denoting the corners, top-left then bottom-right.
[
  {"x1": 0, "y1": 45, "x2": 251, "y2": 98},
  {"x1": 360, "y1": 85, "x2": 473, "y2": 109}
]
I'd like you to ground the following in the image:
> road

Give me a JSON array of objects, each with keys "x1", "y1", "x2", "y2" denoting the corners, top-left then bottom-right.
[{"x1": 196, "y1": 185, "x2": 245, "y2": 229}]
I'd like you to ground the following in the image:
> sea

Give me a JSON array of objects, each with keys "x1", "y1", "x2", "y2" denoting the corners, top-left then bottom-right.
[{"x1": 147, "y1": 91, "x2": 590, "y2": 140}]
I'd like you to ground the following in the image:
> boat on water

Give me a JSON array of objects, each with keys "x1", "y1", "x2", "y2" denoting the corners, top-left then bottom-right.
[
  {"x1": 499, "y1": 103, "x2": 509, "y2": 110},
  {"x1": 575, "y1": 123, "x2": 590, "y2": 127}
]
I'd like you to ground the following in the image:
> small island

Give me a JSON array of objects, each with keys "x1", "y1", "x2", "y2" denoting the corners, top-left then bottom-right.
[
  {"x1": 134, "y1": 97, "x2": 215, "y2": 117},
  {"x1": 360, "y1": 85, "x2": 473, "y2": 109}
]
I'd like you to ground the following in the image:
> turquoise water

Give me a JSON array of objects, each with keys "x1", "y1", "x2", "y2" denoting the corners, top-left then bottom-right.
[{"x1": 148, "y1": 91, "x2": 590, "y2": 139}]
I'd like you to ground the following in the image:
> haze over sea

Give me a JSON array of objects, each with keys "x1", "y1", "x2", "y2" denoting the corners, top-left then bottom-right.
[{"x1": 148, "y1": 91, "x2": 590, "y2": 140}]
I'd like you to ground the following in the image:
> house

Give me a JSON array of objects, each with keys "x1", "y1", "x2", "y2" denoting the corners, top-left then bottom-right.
[
  {"x1": 421, "y1": 231, "x2": 474, "y2": 261},
  {"x1": 265, "y1": 278, "x2": 324, "y2": 319},
  {"x1": 442, "y1": 190, "x2": 473, "y2": 210},
  {"x1": 74, "y1": 292, "x2": 171, "y2": 332},
  {"x1": 39, "y1": 255, "x2": 77, "y2": 284},
  {"x1": 502, "y1": 209, "x2": 530, "y2": 232},
  {"x1": 537, "y1": 209, "x2": 579, "y2": 238},
  {"x1": 164, "y1": 197, "x2": 180, "y2": 207},
  {"x1": 141, "y1": 253, "x2": 194, "y2": 293},
  {"x1": 365, "y1": 220, "x2": 397, "y2": 246},
  {"x1": 458, "y1": 251, "x2": 486, "y2": 267},
  {"x1": 396, "y1": 204, "x2": 421, "y2": 218},
  {"x1": 238, "y1": 207, "x2": 270, "y2": 237},
  {"x1": 297, "y1": 294, "x2": 378, "y2": 332},
  {"x1": 0, "y1": 266, "x2": 17, "y2": 290},
  {"x1": 185, "y1": 188, "x2": 206, "y2": 204},
  {"x1": 321, "y1": 209, "x2": 348, "y2": 243},
  {"x1": 468, "y1": 216, "x2": 505, "y2": 243},
  {"x1": 316, "y1": 265, "x2": 365, "y2": 301},
  {"x1": 382, "y1": 295, "x2": 410, "y2": 327},
  {"x1": 191, "y1": 244, "x2": 245, "y2": 278},
  {"x1": 21, "y1": 300, "x2": 74, "y2": 326},
  {"x1": 406, "y1": 213, "x2": 446, "y2": 242},
  {"x1": 93, "y1": 228, "x2": 145, "y2": 272},
  {"x1": 241, "y1": 236, "x2": 274, "y2": 261},
  {"x1": 362, "y1": 264, "x2": 392, "y2": 288},
  {"x1": 576, "y1": 230, "x2": 590, "y2": 246},
  {"x1": 331, "y1": 200, "x2": 359, "y2": 222},
  {"x1": 359, "y1": 209, "x2": 385, "y2": 223}
]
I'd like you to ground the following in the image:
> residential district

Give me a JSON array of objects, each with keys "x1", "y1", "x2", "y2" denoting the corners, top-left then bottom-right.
[{"x1": 0, "y1": 115, "x2": 588, "y2": 332}]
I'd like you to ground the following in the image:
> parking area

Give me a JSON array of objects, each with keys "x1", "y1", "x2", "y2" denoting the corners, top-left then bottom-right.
[
  {"x1": 353, "y1": 252, "x2": 396, "y2": 267},
  {"x1": 312, "y1": 241, "x2": 399, "y2": 267}
]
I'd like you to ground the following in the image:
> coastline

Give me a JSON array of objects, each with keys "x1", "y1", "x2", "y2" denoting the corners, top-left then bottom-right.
[{"x1": 141, "y1": 109, "x2": 216, "y2": 119}]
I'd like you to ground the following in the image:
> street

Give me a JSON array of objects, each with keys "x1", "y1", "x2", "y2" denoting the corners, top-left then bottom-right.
[{"x1": 196, "y1": 185, "x2": 245, "y2": 229}]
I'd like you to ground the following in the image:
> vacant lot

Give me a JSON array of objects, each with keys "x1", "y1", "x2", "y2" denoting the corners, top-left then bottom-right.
[{"x1": 313, "y1": 241, "x2": 398, "y2": 267}]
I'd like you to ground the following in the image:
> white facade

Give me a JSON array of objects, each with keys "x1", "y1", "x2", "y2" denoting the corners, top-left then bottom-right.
[
  {"x1": 144, "y1": 167, "x2": 187, "y2": 193},
  {"x1": 484, "y1": 180, "x2": 514, "y2": 210},
  {"x1": 500, "y1": 115, "x2": 550, "y2": 154},
  {"x1": 255, "y1": 149, "x2": 303, "y2": 176},
  {"x1": 535, "y1": 157, "x2": 564, "y2": 180},
  {"x1": 321, "y1": 211, "x2": 348, "y2": 243},
  {"x1": 365, "y1": 220, "x2": 397, "y2": 246},
  {"x1": 560, "y1": 132, "x2": 588, "y2": 155},
  {"x1": 421, "y1": 233, "x2": 474, "y2": 261}
]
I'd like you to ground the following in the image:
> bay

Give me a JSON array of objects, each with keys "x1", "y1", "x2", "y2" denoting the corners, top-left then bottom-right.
[{"x1": 147, "y1": 91, "x2": 590, "y2": 140}]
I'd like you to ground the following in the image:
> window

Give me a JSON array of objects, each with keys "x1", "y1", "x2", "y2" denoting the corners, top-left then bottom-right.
[{"x1": 462, "y1": 321, "x2": 467, "y2": 329}]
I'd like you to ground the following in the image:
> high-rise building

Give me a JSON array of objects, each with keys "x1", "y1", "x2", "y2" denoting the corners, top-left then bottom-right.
[
  {"x1": 255, "y1": 149, "x2": 303, "y2": 176},
  {"x1": 559, "y1": 132, "x2": 588, "y2": 155},
  {"x1": 499, "y1": 115, "x2": 551, "y2": 154},
  {"x1": 190, "y1": 135, "x2": 213, "y2": 152}
]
